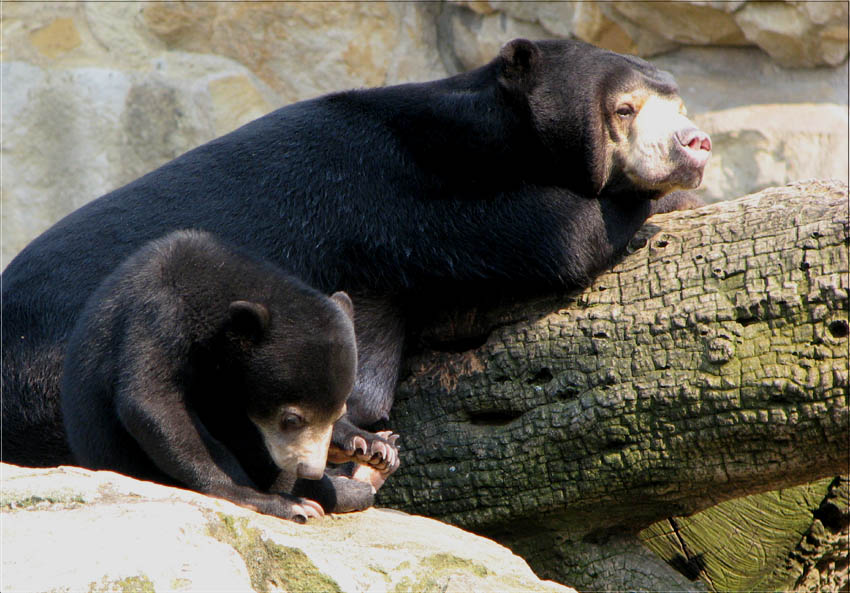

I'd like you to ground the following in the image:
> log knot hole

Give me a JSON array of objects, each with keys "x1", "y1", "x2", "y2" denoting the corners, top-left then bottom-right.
[{"x1": 827, "y1": 319, "x2": 849, "y2": 339}]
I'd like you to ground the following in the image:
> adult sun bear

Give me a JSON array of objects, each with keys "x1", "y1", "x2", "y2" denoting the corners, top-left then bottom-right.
[{"x1": 1, "y1": 39, "x2": 711, "y2": 471}]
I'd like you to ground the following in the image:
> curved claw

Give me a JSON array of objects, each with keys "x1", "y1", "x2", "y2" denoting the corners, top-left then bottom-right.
[
  {"x1": 290, "y1": 498, "x2": 324, "y2": 523},
  {"x1": 369, "y1": 430, "x2": 400, "y2": 472},
  {"x1": 351, "y1": 435, "x2": 369, "y2": 456},
  {"x1": 350, "y1": 434, "x2": 402, "y2": 492},
  {"x1": 330, "y1": 429, "x2": 401, "y2": 471}
]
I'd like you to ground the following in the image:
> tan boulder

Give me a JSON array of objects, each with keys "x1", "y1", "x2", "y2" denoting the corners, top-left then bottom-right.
[
  {"x1": 735, "y1": 1, "x2": 849, "y2": 67},
  {"x1": 449, "y1": 0, "x2": 849, "y2": 67}
]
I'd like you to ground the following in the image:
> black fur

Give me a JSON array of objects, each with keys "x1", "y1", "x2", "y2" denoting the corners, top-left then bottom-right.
[
  {"x1": 59, "y1": 230, "x2": 368, "y2": 520},
  {"x1": 2, "y1": 39, "x2": 699, "y2": 466}
]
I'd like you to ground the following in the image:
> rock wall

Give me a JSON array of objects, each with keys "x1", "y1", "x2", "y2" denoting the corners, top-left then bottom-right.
[{"x1": 2, "y1": 1, "x2": 848, "y2": 268}]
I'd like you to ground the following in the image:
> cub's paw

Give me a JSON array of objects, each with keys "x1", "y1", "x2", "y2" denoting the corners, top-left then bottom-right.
[
  {"x1": 228, "y1": 489, "x2": 324, "y2": 523},
  {"x1": 284, "y1": 497, "x2": 324, "y2": 524}
]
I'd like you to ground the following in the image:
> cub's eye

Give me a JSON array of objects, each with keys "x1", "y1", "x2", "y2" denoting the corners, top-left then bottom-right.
[
  {"x1": 281, "y1": 413, "x2": 304, "y2": 431},
  {"x1": 615, "y1": 104, "x2": 635, "y2": 118}
]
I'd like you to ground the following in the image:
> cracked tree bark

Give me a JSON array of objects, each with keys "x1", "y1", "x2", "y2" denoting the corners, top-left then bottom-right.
[{"x1": 376, "y1": 180, "x2": 849, "y2": 592}]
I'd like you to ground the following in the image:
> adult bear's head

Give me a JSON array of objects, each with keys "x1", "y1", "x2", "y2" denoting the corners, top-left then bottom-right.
[{"x1": 498, "y1": 38, "x2": 711, "y2": 200}]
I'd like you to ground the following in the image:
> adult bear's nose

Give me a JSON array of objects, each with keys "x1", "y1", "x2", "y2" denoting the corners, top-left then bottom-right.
[{"x1": 677, "y1": 128, "x2": 712, "y2": 154}]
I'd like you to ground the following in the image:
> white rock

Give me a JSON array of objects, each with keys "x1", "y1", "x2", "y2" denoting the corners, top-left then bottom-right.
[
  {"x1": 440, "y1": 2, "x2": 552, "y2": 72},
  {"x1": 1, "y1": 463, "x2": 575, "y2": 593},
  {"x1": 0, "y1": 63, "x2": 215, "y2": 268},
  {"x1": 650, "y1": 47, "x2": 849, "y2": 115},
  {"x1": 695, "y1": 104, "x2": 849, "y2": 203}
]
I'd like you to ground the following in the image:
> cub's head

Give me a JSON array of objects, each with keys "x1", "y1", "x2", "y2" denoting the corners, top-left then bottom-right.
[
  {"x1": 224, "y1": 290, "x2": 356, "y2": 484},
  {"x1": 498, "y1": 38, "x2": 711, "y2": 200}
]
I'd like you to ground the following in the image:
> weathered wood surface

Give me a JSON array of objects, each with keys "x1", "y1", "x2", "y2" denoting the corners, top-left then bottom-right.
[
  {"x1": 641, "y1": 475, "x2": 848, "y2": 592},
  {"x1": 377, "y1": 179, "x2": 848, "y2": 549}
]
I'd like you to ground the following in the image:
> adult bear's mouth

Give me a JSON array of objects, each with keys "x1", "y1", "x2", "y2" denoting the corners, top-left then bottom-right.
[{"x1": 671, "y1": 127, "x2": 711, "y2": 189}]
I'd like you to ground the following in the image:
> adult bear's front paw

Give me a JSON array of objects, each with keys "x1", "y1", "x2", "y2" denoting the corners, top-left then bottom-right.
[
  {"x1": 362, "y1": 430, "x2": 400, "y2": 472},
  {"x1": 329, "y1": 425, "x2": 400, "y2": 473},
  {"x1": 348, "y1": 431, "x2": 400, "y2": 492}
]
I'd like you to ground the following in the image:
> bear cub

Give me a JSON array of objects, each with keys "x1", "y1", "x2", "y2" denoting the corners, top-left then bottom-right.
[{"x1": 60, "y1": 230, "x2": 373, "y2": 522}]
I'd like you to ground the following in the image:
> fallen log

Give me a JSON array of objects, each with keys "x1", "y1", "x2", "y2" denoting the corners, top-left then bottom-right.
[{"x1": 378, "y1": 179, "x2": 849, "y2": 590}]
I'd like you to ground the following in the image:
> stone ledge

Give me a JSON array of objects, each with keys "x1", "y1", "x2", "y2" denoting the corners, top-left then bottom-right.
[{"x1": 1, "y1": 463, "x2": 574, "y2": 593}]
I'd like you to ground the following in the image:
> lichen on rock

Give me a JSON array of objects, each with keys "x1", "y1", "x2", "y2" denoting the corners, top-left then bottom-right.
[{"x1": 208, "y1": 513, "x2": 342, "y2": 593}]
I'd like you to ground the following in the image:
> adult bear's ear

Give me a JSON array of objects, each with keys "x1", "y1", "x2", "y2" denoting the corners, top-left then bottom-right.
[
  {"x1": 498, "y1": 38, "x2": 540, "y2": 91},
  {"x1": 329, "y1": 291, "x2": 354, "y2": 321},
  {"x1": 228, "y1": 300, "x2": 270, "y2": 341}
]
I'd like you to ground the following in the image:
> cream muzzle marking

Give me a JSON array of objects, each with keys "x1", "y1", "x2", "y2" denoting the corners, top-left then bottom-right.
[
  {"x1": 249, "y1": 404, "x2": 346, "y2": 481},
  {"x1": 615, "y1": 93, "x2": 712, "y2": 191}
]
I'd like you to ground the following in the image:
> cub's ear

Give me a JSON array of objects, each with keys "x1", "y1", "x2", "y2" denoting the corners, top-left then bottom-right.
[
  {"x1": 329, "y1": 291, "x2": 354, "y2": 321},
  {"x1": 498, "y1": 38, "x2": 540, "y2": 90},
  {"x1": 228, "y1": 300, "x2": 270, "y2": 341}
]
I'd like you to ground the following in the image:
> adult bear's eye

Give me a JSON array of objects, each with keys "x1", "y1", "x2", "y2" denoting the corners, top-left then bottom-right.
[
  {"x1": 281, "y1": 413, "x2": 304, "y2": 431},
  {"x1": 615, "y1": 104, "x2": 635, "y2": 118}
]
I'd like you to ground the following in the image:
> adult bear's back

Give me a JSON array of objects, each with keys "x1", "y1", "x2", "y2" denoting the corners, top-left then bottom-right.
[
  {"x1": 0, "y1": 96, "x2": 370, "y2": 464},
  {"x1": 0, "y1": 68, "x2": 500, "y2": 465}
]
